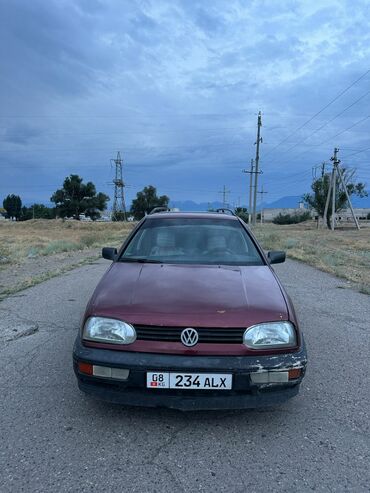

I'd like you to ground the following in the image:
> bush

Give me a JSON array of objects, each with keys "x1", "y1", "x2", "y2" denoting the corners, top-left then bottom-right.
[
  {"x1": 284, "y1": 238, "x2": 299, "y2": 249},
  {"x1": 272, "y1": 212, "x2": 311, "y2": 225},
  {"x1": 80, "y1": 235, "x2": 97, "y2": 248},
  {"x1": 41, "y1": 240, "x2": 79, "y2": 255},
  {"x1": 367, "y1": 212, "x2": 370, "y2": 220},
  {"x1": 234, "y1": 207, "x2": 249, "y2": 223},
  {"x1": 112, "y1": 211, "x2": 126, "y2": 221}
]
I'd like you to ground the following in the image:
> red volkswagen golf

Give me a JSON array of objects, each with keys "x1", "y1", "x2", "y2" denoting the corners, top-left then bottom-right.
[{"x1": 73, "y1": 210, "x2": 307, "y2": 410}]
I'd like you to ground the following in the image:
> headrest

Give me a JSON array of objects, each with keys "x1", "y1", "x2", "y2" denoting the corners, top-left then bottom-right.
[
  {"x1": 156, "y1": 230, "x2": 175, "y2": 248},
  {"x1": 207, "y1": 235, "x2": 226, "y2": 250}
]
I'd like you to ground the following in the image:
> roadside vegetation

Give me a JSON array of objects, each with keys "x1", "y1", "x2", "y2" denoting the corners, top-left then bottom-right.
[
  {"x1": 272, "y1": 211, "x2": 311, "y2": 225},
  {"x1": 0, "y1": 219, "x2": 134, "y2": 265},
  {"x1": 254, "y1": 221, "x2": 370, "y2": 294},
  {"x1": 303, "y1": 169, "x2": 367, "y2": 228},
  {"x1": 0, "y1": 220, "x2": 135, "y2": 299},
  {"x1": 0, "y1": 218, "x2": 369, "y2": 298}
]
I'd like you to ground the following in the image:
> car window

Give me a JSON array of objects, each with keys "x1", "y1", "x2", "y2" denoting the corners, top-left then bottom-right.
[{"x1": 120, "y1": 217, "x2": 264, "y2": 266}]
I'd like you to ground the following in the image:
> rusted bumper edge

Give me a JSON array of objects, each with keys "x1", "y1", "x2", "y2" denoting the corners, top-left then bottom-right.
[{"x1": 73, "y1": 336, "x2": 307, "y2": 411}]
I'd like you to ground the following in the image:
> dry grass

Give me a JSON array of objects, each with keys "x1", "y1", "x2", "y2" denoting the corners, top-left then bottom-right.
[
  {"x1": 253, "y1": 221, "x2": 370, "y2": 293},
  {"x1": 0, "y1": 218, "x2": 368, "y2": 297},
  {"x1": 0, "y1": 219, "x2": 135, "y2": 265}
]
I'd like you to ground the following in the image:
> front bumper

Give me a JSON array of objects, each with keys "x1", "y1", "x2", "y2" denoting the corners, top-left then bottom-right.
[{"x1": 73, "y1": 337, "x2": 307, "y2": 411}]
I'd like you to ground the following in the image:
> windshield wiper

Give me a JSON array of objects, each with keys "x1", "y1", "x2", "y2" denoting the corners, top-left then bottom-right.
[{"x1": 119, "y1": 257, "x2": 163, "y2": 263}]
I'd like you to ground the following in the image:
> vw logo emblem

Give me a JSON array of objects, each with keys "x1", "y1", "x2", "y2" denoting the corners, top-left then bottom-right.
[{"x1": 181, "y1": 328, "x2": 199, "y2": 347}]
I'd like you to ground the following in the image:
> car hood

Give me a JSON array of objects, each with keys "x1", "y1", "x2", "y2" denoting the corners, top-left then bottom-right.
[{"x1": 90, "y1": 262, "x2": 289, "y2": 327}]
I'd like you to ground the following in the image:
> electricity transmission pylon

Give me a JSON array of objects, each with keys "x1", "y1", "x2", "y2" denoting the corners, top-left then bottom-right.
[{"x1": 111, "y1": 151, "x2": 127, "y2": 221}]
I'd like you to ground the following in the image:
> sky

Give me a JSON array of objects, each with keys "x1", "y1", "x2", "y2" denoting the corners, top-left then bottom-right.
[{"x1": 1, "y1": 0, "x2": 370, "y2": 209}]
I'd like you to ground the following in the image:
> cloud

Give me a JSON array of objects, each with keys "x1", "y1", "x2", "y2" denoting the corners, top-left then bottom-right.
[
  {"x1": 2, "y1": 123, "x2": 43, "y2": 145},
  {"x1": 0, "y1": 0, "x2": 369, "y2": 205}
]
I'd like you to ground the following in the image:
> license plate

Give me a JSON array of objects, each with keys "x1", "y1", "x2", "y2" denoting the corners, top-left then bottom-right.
[{"x1": 146, "y1": 372, "x2": 232, "y2": 390}]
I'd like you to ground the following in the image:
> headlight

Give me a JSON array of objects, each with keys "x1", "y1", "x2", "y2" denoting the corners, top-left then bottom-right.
[
  {"x1": 243, "y1": 321, "x2": 296, "y2": 349},
  {"x1": 83, "y1": 317, "x2": 136, "y2": 345}
]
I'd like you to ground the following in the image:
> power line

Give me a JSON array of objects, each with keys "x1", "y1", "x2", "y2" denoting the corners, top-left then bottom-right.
[
  {"x1": 264, "y1": 177, "x2": 312, "y2": 196},
  {"x1": 0, "y1": 139, "x2": 367, "y2": 157},
  {"x1": 218, "y1": 185, "x2": 231, "y2": 208},
  {"x1": 341, "y1": 146, "x2": 370, "y2": 159},
  {"x1": 0, "y1": 141, "x2": 257, "y2": 153},
  {"x1": 262, "y1": 114, "x2": 370, "y2": 172},
  {"x1": 0, "y1": 112, "x2": 330, "y2": 120},
  {"x1": 317, "y1": 115, "x2": 370, "y2": 146},
  {"x1": 279, "y1": 88, "x2": 370, "y2": 155},
  {"x1": 263, "y1": 67, "x2": 370, "y2": 158},
  {"x1": 0, "y1": 126, "x2": 258, "y2": 137}
]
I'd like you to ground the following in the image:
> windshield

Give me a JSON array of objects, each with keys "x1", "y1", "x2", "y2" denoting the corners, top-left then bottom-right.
[{"x1": 119, "y1": 217, "x2": 264, "y2": 266}]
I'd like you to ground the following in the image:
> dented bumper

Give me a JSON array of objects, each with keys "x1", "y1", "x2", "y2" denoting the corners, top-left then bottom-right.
[{"x1": 73, "y1": 337, "x2": 307, "y2": 410}]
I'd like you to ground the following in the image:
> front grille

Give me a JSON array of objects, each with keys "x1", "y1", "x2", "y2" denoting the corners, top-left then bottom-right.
[{"x1": 135, "y1": 325, "x2": 245, "y2": 344}]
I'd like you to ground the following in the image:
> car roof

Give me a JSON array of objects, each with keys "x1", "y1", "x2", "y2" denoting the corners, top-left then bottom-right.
[{"x1": 145, "y1": 212, "x2": 238, "y2": 221}]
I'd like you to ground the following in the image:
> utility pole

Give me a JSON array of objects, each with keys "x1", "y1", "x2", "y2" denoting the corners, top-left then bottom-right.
[
  {"x1": 323, "y1": 148, "x2": 360, "y2": 231},
  {"x1": 316, "y1": 162, "x2": 326, "y2": 229},
  {"x1": 337, "y1": 164, "x2": 360, "y2": 230},
  {"x1": 111, "y1": 151, "x2": 127, "y2": 221},
  {"x1": 331, "y1": 150, "x2": 337, "y2": 231},
  {"x1": 219, "y1": 185, "x2": 230, "y2": 208},
  {"x1": 321, "y1": 162, "x2": 326, "y2": 178},
  {"x1": 257, "y1": 185, "x2": 268, "y2": 224},
  {"x1": 252, "y1": 111, "x2": 263, "y2": 225},
  {"x1": 323, "y1": 165, "x2": 334, "y2": 228},
  {"x1": 249, "y1": 159, "x2": 254, "y2": 221},
  {"x1": 242, "y1": 158, "x2": 255, "y2": 224}
]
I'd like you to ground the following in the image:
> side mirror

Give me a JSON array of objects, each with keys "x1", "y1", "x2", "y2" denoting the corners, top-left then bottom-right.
[
  {"x1": 268, "y1": 250, "x2": 286, "y2": 264},
  {"x1": 102, "y1": 247, "x2": 117, "y2": 261}
]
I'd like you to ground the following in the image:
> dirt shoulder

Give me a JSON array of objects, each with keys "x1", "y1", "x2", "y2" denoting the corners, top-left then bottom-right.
[
  {"x1": 0, "y1": 219, "x2": 134, "y2": 299},
  {"x1": 0, "y1": 247, "x2": 102, "y2": 299}
]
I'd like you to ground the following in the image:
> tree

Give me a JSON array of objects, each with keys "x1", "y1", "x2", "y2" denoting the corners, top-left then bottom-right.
[
  {"x1": 50, "y1": 175, "x2": 109, "y2": 220},
  {"x1": 234, "y1": 207, "x2": 249, "y2": 223},
  {"x1": 84, "y1": 193, "x2": 109, "y2": 221},
  {"x1": 19, "y1": 204, "x2": 56, "y2": 221},
  {"x1": 3, "y1": 194, "x2": 22, "y2": 220},
  {"x1": 303, "y1": 171, "x2": 367, "y2": 228},
  {"x1": 130, "y1": 186, "x2": 169, "y2": 220}
]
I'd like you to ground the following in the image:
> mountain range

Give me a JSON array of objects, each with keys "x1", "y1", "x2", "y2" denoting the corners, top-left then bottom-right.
[{"x1": 170, "y1": 192, "x2": 370, "y2": 211}]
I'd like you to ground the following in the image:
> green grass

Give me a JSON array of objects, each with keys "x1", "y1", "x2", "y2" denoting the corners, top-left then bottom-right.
[{"x1": 41, "y1": 240, "x2": 80, "y2": 255}]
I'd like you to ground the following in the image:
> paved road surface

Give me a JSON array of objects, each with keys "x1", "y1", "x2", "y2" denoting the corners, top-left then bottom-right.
[{"x1": 0, "y1": 259, "x2": 369, "y2": 492}]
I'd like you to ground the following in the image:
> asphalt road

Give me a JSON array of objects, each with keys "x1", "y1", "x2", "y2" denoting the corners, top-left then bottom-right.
[{"x1": 0, "y1": 258, "x2": 369, "y2": 493}]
